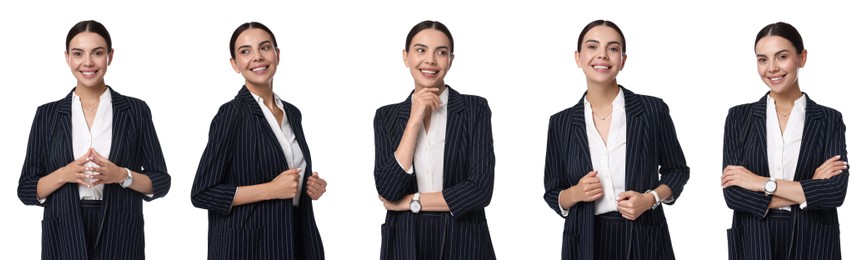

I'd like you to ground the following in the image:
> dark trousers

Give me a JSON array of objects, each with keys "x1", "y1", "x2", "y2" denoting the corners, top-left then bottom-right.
[
  {"x1": 768, "y1": 210, "x2": 794, "y2": 260},
  {"x1": 416, "y1": 212, "x2": 449, "y2": 260},
  {"x1": 81, "y1": 200, "x2": 102, "y2": 259},
  {"x1": 595, "y1": 212, "x2": 628, "y2": 260}
]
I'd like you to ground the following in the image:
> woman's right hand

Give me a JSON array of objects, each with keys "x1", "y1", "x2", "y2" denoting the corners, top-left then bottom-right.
[
  {"x1": 53, "y1": 150, "x2": 95, "y2": 187},
  {"x1": 813, "y1": 155, "x2": 847, "y2": 180},
  {"x1": 269, "y1": 168, "x2": 302, "y2": 200},
  {"x1": 409, "y1": 87, "x2": 441, "y2": 122},
  {"x1": 571, "y1": 171, "x2": 603, "y2": 202}
]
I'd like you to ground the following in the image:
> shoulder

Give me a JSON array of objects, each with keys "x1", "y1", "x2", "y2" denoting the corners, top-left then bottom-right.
[
  {"x1": 726, "y1": 102, "x2": 756, "y2": 117},
  {"x1": 375, "y1": 101, "x2": 405, "y2": 118},
  {"x1": 810, "y1": 101, "x2": 843, "y2": 120}
]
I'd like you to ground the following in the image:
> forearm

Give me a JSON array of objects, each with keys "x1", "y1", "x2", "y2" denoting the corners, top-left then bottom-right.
[
  {"x1": 771, "y1": 179, "x2": 805, "y2": 204},
  {"x1": 420, "y1": 192, "x2": 450, "y2": 212},
  {"x1": 769, "y1": 196, "x2": 798, "y2": 208},
  {"x1": 558, "y1": 187, "x2": 578, "y2": 210},
  {"x1": 232, "y1": 183, "x2": 276, "y2": 206},
  {"x1": 128, "y1": 171, "x2": 153, "y2": 195},
  {"x1": 36, "y1": 171, "x2": 64, "y2": 200},
  {"x1": 651, "y1": 184, "x2": 673, "y2": 203},
  {"x1": 394, "y1": 120, "x2": 421, "y2": 171}
]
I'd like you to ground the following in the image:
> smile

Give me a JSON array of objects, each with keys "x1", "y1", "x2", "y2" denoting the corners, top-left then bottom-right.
[{"x1": 420, "y1": 69, "x2": 439, "y2": 78}]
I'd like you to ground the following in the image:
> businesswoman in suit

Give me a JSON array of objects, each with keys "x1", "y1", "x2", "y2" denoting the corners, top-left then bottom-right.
[
  {"x1": 17, "y1": 20, "x2": 171, "y2": 260},
  {"x1": 191, "y1": 22, "x2": 327, "y2": 260},
  {"x1": 721, "y1": 22, "x2": 849, "y2": 260},
  {"x1": 543, "y1": 20, "x2": 690, "y2": 260},
  {"x1": 374, "y1": 20, "x2": 496, "y2": 260}
]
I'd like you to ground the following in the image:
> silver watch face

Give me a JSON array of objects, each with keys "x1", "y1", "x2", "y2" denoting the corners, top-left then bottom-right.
[
  {"x1": 765, "y1": 181, "x2": 776, "y2": 193},
  {"x1": 410, "y1": 201, "x2": 421, "y2": 213}
]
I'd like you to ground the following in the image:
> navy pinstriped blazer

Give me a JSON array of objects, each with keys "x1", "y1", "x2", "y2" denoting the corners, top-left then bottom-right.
[
  {"x1": 723, "y1": 93, "x2": 848, "y2": 260},
  {"x1": 543, "y1": 87, "x2": 689, "y2": 260},
  {"x1": 374, "y1": 86, "x2": 496, "y2": 260},
  {"x1": 18, "y1": 87, "x2": 171, "y2": 260},
  {"x1": 191, "y1": 86, "x2": 324, "y2": 260}
]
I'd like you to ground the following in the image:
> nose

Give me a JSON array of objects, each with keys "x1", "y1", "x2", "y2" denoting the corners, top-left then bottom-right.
[
  {"x1": 253, "y1": 49, "x2": 264, "y2": 62},
  {"x1": 596, "y1": 50, "x2": 609, "y2": 60},
  {"x1": 83, "y1": 54, "x2": 95, "y2": 67},
  {"x1": 425, "y1": 51, "x2": 437, "y2": 65},
  {"x1": 768, "y1": 60, "x2": 780, "y2": 73}
]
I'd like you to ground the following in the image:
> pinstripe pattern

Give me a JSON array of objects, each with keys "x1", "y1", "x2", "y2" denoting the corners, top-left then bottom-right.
[
  {"x1": 191, "y1": 86, "x2": 324, "y2": 260},
  {"x1": 18, "y1": 87, "x2": 171, "y2": 260},
  {"x1": 374, "y1": 86, "x2": 496, "y2": 260},
  {"x1": 543, "y1": 86, "x2": 689, "y2": 260},
  {"x1": 723, "y1": 93, "x2": 848, "y2": 260}
]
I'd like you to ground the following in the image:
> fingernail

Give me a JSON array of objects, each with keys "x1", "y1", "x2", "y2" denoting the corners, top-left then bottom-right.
[
  {"x1": 843, "y1": 165, "x2": 848, "y2": 169},
  {"x1": 843, "y1": 161, "x2": 848, "y2": 165},
  {"x1": 836, "y1": 155, "x2": 841, "y2": 158}
]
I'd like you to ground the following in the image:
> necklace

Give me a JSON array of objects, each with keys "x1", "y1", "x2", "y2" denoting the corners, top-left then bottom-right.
[
  {"x1": 82, "y1": 103, "x2": 98, "y2": 113},
  {"x1": 592, "y1": 111, "x2": 611, "y2": 121},
  {"x1": 776, "y1": 108, "x2": 791, "y2": 118}
]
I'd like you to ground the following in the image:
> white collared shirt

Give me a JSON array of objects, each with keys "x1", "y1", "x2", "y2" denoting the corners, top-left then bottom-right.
[
  {"x1": 766, "y1": 94, "x2": 806, "y2": 210},
  {"x1": 396, "y1": 88, "x2": 449, "y2": 193},
  {"x1": 250, "y1": 91, "x2": 307, "y2": 206},
  {"x1": 73, "y1": 89, "x2": 113, "y2": 200}
]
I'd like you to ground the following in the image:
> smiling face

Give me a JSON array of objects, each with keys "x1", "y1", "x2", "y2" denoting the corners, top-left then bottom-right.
[
  {"x1": 755, "y1": 35, "x2": 806, "y2": 95},
  {"x1": 66, "y1": 32, "x2": 112, "y2": 89},
  {"x1": 403, "y1": 28, "x2": 453, "y2": 90},
  {"x1": 231, "y1": 28, "x2": 279, "y2": 88},
  {"x1": 575, "y1": 25, "x2": 626, "y2": 86}
]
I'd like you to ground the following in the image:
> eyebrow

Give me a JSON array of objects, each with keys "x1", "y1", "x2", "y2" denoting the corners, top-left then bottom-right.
[
  {"x1": 237, "y1": 40, "x2": 273, "y2": 51},
  {"x1": 413, "y1": 43, "x2": 451, "y2": 51},
  {"x1": 756, "y1": 49, "x2": 790, "y2": 57},
  {"x1": 69, "y1": 47, "x2": 106, "y2": 52},
  {"x1": 584, "y1": 40, "x2": 621, "y2": 46}
]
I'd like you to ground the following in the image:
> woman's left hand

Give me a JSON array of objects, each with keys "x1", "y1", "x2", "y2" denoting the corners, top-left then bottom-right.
[
  {"x1": 88, "y1": 148, "x2": 128, "y2": 186},
  {"x1": 617, "y1": 191, "x2": 654, "y2": 220},
  {"x1": 379, "y1": 194, "x2": 411, "y2": 211},
  {"x1": 306, "y1": 172, "x2": 327, "y2": 200},
  {"x1": 721, "y1": 165, "x2": 766, "y2": 192}
]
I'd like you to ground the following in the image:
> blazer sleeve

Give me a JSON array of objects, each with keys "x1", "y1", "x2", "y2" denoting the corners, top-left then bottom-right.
[
  {"x1": 543, "y1": 113, "x2": 570, "y2": 217},
  {"x1": 656, "y1": 101, "x2": 690, "y2": 204},
  {"x1": 373, "y1": 107, "x2": 416, "y2": 202},
  {"x1": 18, "y1": 106, "x2": 50, "y2": 206},
  {"x1": 441, "y1": 98, "x2": 496, "y2": 218},
  {"x1": 799, "y1": 112, "x2": 849, "y2": 210},
  {"x1": 191, "y1": 104, "x2": 240, "y2": 215},
  {"x1": 722, "y1": 107, "x2": 772, "y2": 218},
  {"x1": 137, "y1": 102, "x2": 171, "y2": 201}
]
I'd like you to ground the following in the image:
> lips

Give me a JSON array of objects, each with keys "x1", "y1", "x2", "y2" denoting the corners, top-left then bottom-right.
[
  {"x1": 80, "y1": 70, "x2": 98, "y2": 78},
  {"x1": 768, "y1": 74, "x2": 786, "y2": 83},
  {"x1": 250, "y1": 65, "x2": 269, "y2": 73},
  {"x1": 591, "y1": 64, "x2": 612, "y2": 71},
  {"x1": 420, "y1": 68, "x2": 439, "y2": 78}
]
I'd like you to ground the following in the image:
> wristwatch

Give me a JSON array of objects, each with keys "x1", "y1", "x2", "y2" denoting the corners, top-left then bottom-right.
[
  {"x1": 409, "y1": 192, "x2": 421, "y2": 213},
  {"x1": 645, "y1": 190, "x2": 662, "y2": 210},
  {"x1": 120, "y1": 168, "x2": 133, "y2": 188},
  {"x1": 764, "y1": 178, "x2": 777, "y2": 196}
]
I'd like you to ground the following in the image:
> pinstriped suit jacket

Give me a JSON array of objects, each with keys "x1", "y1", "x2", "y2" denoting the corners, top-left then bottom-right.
[
  {"x1": 18, "y1": 87, "x2": 171, "y2": 260},
  {"x1": 374, "y1": 86, "x2": 496, "y2": 260},
  {"x1": 543, "y1": 87, "x2": 689, "y2": 260},
  {"x1": 191, "y1": 86, "x2": 324, "y2": 260},
  {"x1": 723, "y1": 93, "x2": 848, "y2": 260}
]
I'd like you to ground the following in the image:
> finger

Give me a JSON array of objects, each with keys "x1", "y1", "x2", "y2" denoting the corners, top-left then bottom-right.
[
  {"x1": 586, "y1": 171, "x2": 598, "y2": 177},
  {"x1": 74, "y1": 178, "x2": 93, "y2": 187}
]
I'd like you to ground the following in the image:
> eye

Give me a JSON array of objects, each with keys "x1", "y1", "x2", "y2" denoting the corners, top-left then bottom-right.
[
  {"x1": 93, "y1": 50, "x2": 104, "y2": 57},
  {"x1": 416, "y1": 47, "x2": 425, "y2": 54},
  {"x1": 240, "y1": 49, "x2": 250, "y2": 55},
  {"x1": 609, "y1": 47, "x2": 620, "y2": 52},
  {"x1": 586, "y1": 44, "x2": 597, "y2": 50},
  {"x1": 261, "y1": 45, "x2": 271, "y2": 51},
  {"x1": 757, "y1": 57, "x2": 767, "y2": 63},
  {"x1": 777, "y1": 55, "x2": 787, "y2": 60},
  {"x1": 71, "y1": 51, "x2": 82, "y2": 57},
  {"x1": 436, "y1": 50, "x2": 449, "y2": 56}
]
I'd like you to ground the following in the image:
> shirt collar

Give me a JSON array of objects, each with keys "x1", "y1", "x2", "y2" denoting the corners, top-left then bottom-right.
[{"x1": 249, "y1": 91, "x2": 285, "y2": 110}]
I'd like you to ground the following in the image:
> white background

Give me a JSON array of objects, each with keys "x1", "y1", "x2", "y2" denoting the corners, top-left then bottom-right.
[{"x1": 1, "y1": 1, "x2": 864, "y2": 259}]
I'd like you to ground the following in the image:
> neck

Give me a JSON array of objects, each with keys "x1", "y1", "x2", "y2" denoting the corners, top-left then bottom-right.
[
  {"x1": 769, "y1": 82, "x2": 802, "y2": 107},
  {"x1": 246, "y1": 82, "x2": 274, "y2": 107},
  {"x1": 585, "y1": 80, "x2": 619, "y2": 106},
  {"x1": 74, "y1": 82, "x2": 107, "y2": 102}
]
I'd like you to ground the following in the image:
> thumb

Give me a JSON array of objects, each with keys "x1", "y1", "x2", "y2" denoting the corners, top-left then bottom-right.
[
  {"x1": 586, "y1": 171, "x2": 598, "y2": 177},
  {"x1": 617, "y1": 191, "x2": 635, "y2": 201}
]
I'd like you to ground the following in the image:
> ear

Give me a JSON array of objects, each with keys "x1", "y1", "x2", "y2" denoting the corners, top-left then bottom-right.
[
  {"x1": 230, "y1": 57, "x2": 241, "y2": 73},
  {"x1": 274, "y1": 47, "x2": 280, "y2": 66},
  {"x1": 620, "y1": 53, "x2": 627, "y2": 71},
  {"x1": 574, "y1": 50, "x2": 582, "y2": 68},
  {"x1": 107, "y1": 48, "x2": 115, "y2": 66},
  {"x1": 799, "y1": 49, "x2": 807, "y2": 68},
  {"x1": 65, "y1": 51, "x2": 70, "y2": 64},
  {"x1": 445, "y1": 53, "x2": 455, "y2": 71},
  {"x1": 402, "y1": 49, "x2": 409, "y2": 68}
]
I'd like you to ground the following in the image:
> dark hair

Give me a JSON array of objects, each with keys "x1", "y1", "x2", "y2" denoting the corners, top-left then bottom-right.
[
  {"x1": 577, "y1": 20, "x2": 626, "y2": 54},
  {"x1": 405, "y1": 20, "x2": 454, "y2": 53},
  {"x1": 755, "y1": 22, "x2": 804, "y2": 54},
  {"x1": 229, "y1": 22, "x2": 278, "y2": 59},
  {"x1": 66, "y1": 20, "x2": 112, "y2": 52}
]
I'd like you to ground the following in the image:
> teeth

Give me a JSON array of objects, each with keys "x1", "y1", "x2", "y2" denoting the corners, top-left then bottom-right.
[
  {"x1": 771, "y1": 77, "x2": 782, "y2": 81},
  {"x1": 593, "y1": 66, "x2": 609, "y2": 70},
  {"x1": 252, "y1": 67, "x2": 266, "y2": 72},
  {"x1": 421, "y1": 70, "x2": 437, "y2": 74},
  {"x1": 82, "y1": 71, "x2": 95, "y2": 75}
]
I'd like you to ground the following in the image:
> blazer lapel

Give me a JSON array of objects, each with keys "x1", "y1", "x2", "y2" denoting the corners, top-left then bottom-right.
[
  {"x1": 95, "y1": 86, "x2": 132, "y2": 251},
  {"x1": 793, "y1": 95, "x2": 824, "y2": 181},
  {"x1": 570, "y1": 94, "x2": 592, "y2": 185},
  {"x1": 622, "y1": 87, "x2": 646, "y2": 191},
  {"x1": 443, "y1": 87, "x2": 465, "y2": 187},
  {"x1": 236, "y1": 87, "x2": 290, "y2": 172},
  {"x1": 283, "y1": 100, "x2": 313, "y2": 184},
  {"x1": 751, "y1": 95, "x2": 771, "y2": 178},
  {"x1": 55, "y1": 90, "x2": 90, "y2": 255}
]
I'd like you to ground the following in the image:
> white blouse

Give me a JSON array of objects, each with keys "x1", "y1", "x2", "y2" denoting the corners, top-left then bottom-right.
[
  {"x1": 73, "y1": 89, "x2": 113, "y2": 200},
  {"x1": 766, "y1": 94, "x2": 806, "y2": 210},
  {"x1": 251, "y1": 91, "x2": 307, "y2": 206}
]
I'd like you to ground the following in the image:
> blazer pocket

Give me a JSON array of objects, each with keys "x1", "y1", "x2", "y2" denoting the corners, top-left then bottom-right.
[
  {"x1": 40, "y1": 218, "x2": 60, "y2": 257},
  {"x1": 464, "y1": 221, "x2": 496, "y2": 260},
  {"x1": 634, "y1": 222, "x2": 675, "y2": 260},
  {"x1": 380, "y1": 223, "x2": 396, "y2": 260},
  {"x1": 211, "y1": 227, "x2": 263, "y2": 260},
  {"x1": 726, "y1": 227, "x2": 743, "y2": 260},
  {"x1": 561, "y1": 230, "x2": 585, "y2": 259}
]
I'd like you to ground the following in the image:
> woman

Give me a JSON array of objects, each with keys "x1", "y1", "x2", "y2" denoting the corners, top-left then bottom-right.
[
  {"x1": 17, "y1": 20, "x2": 171, "y2": 260},
  {"x1": 721, "y1": 22, "x2": 849, "y2": 260},
  {"x1": 542, "y1": 20, "x2": 690, "y2": 260},
  {"x1": 374, "y1": 20, "x2": 496, "y2": 260},
  {"x1": 190, "y1": 22, "x2": 327, "y2": 260}
]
